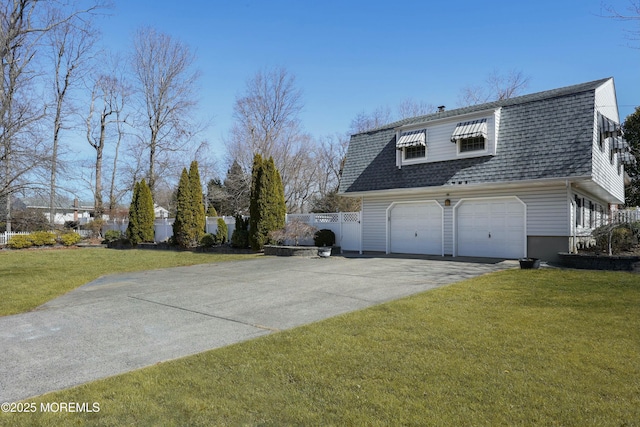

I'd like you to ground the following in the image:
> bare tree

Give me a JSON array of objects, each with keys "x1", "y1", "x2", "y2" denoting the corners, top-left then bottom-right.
[
  {"x1": 48, "y1": 15, "x2": 96, "y2": 227},
  {"x1": 131, "y1": 27, "x2": 201, "y2": 198},
  {"x1": 457, "y1": 69, "x2": 530, "y2": 107},
  {"x1": 86, "y1": 66, "x2": 130, "y2": 219},
  {"x1": 602, "y1": 0, "x2": 640, "y2": 48},
  {"x1": 349, "y1": 106, "x2": 392, "y2": 134},
  {"x1": 397, "y1": 98, "x2": 436, "y2": 120},
  {"x1": 226, "y1": 66, "x2": 315, "y2": 212},
  {"x1": 0, "y1": 0, "x2": 105, "y2": 231}
]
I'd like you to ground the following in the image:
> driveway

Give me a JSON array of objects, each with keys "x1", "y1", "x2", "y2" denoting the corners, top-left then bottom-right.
[{"x1": 0, "y1": 254, "x2": 516, "y2": 402}]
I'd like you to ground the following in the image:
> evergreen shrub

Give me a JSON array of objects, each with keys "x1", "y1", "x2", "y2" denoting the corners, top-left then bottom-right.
[
  {"x1": 104, "y1": 230, "x2": 123, "y2": 243},
  {"x1": 59, "y1": 232, "x2": 82, "y2": 246},
  {"x1": 215, "y1": 218, "x2": 228, "y2": 244},
  {"x1": 30, "y1": 231, "x2": 57, "y2": 246},
  {"x1": 200, "y1": 233, "x2": 215, "y2": 247},
  {"x1": 231, "y1": 215, "x2": 249, "y2": 248},
  {"x1": 7, "y1": 235, "x2": 33, "y2": 249},
  {"x1": 314, "y1": 229, "x2": 336, "y2": 247}
]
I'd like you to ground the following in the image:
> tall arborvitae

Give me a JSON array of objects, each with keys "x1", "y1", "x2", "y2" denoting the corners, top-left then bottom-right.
[
  {"x1": 248, "y1": 154, "x2": 264, "y2": 250},
  {"x1": 173, "y1": 168, "x2": 194, "y2": 247},
  {"x1": 137, "y1": 179, "x2": 155, "y2": 243},
  {"x1": 127, "y1": 179, "x2": 155, "y2": 244},
  {"x1": 126, "y1": 181, "x2": 141, "y2": 245},
  {"x1": 264, "y1": 156, "x2": 286, "y2": 232},
  {"x1": 189, "y1": 161, "x2": 206, "y2": 243},
  {"x1": 248, "y1": 154, "x2": 286, "y2": 250}
]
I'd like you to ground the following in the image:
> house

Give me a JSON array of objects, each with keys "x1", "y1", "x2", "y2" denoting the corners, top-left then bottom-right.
[
  {"x1": 338, "y1": 78, "x2": 634, "y2": 262},
  {"x1": 24, "y1": 197, "x2": 94, "y2": 225}
]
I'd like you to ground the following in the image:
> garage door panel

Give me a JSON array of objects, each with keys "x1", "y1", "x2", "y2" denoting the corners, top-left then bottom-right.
[
  {"x1": 390, "y1": 202, "x2": 442, "y2": 255},
  {"x1": 457, "y1": 198, "x2": 525, "y2": 259}
]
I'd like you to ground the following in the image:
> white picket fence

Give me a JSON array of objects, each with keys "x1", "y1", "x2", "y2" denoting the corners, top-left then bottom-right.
[
  {"x1": 0, "y1": 230, "x2": 92, "y2": 246},
  {"x1": 102, "y1": 212, "x2": 363, "y2": 252}
]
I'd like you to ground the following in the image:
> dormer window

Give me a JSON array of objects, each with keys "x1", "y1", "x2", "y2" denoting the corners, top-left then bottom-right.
[
  {"x1": 397, "y1": 129, "x2": 426, "y2": 161},
  {"x1": 451, "y1": 118, "x2": 488, "y2": 154},
  {"x1": 459, "y1": 136, "x2": 485, "y2": 153},
  {"x1": 404, "y1": 145, "x2": 426, "y2": 159}
]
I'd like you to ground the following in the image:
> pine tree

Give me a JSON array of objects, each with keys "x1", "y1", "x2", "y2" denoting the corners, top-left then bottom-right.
[
  {"x1": 249, "y1": 154, "x2": 286, "y2": 250},
  {"x1": 137, "y1": 179, "x2": 155, "y2": 243},
  {"x1": 126, "y1": 181, "x2": 141, "y2": 245},
  {"x1": 173, "y1": 168, "x2": 194, "y2": 247},
  {"x1": 126, "y1": 179, "x2": 155, "y2": 244},
  {"x1": 189, "y1": 161, "x2": 206, "y2": 243}
]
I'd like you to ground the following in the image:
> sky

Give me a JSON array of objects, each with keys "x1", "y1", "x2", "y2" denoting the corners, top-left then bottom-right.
[{"x1": 93, "y1": 0, "x2": 639, "y2": 171}]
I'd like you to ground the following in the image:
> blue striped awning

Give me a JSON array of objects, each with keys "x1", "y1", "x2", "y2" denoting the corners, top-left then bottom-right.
[
  {"x1": 608, "y1": 136, "x2": 630, "y2": 153},
  {"x1": 620, "y1": 151, "x2": 636, "y2": 166},
  {"x1": 396, "y1": 129, "x2": 426, "y2": 149},
  {"x1": 450, "y1": 119, "x2": 487, "y2": 142}
]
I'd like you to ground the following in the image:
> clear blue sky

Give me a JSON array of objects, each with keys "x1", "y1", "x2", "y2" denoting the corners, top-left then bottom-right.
[{"x1": 97, "y1": 0, "x2": 639, "y2": 166}]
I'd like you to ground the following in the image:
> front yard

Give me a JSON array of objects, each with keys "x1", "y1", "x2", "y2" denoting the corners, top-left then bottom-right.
[
  {"x1": 1, "y1": 267, "x2": 638, "y2": 426},
  {"x1": 0, "y1": 248, "x2": 258, "y2": 316}
]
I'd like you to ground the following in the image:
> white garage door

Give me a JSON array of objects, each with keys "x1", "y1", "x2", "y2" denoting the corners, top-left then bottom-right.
[
  {"x1": 456, "y1": 198, "x2": 526, "y2": 259},
  {"x1": 390, "y1": 202, "x2": 442, "y2": 255}
]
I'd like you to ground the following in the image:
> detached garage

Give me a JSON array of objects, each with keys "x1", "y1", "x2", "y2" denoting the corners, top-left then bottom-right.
[
  {"x1": 388, "y1": 201, "x2": 443, "y2": 255},
  {"x1": 455, "y1": 197, "x2": 526, "y2": 259}
]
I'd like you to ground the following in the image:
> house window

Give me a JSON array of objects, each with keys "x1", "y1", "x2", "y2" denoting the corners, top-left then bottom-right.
[
  {"x1": 575, "y1": 196, "x2": 583, "y2": 227},
  {"x1": 459, "y1": 136, "x2": 486, "y2": 153},
  {"x1": 451, "y1": 118, "x2": 488, "y2": 154},
  {"x1": 404, "y1": 145, "x2": 426, "y2": 159},
  {"x1": 397, "y1": 129, "x2": 427, "y2": 162}
]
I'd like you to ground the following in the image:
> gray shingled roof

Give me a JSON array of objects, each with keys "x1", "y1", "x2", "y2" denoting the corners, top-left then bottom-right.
[{"x1": 339, "y1": 78, "x2": 609, "y2": 194}]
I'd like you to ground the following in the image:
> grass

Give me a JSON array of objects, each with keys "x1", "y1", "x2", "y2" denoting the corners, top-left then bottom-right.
[
  {"x1": 1, "y1": 269, "x2": 639, "y2": 426},
  {"x1": 0, "y1": 247, "x2": 258, "y2": 316}
]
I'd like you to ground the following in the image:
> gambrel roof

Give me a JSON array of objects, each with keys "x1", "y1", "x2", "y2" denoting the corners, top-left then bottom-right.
[{"x1": 339, "y1": 78, "x2": 612, "y2": 194}]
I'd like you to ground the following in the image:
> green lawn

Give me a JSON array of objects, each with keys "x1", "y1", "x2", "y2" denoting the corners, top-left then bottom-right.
[
  {"x1": 1, "y1": 268, "x2": 639, "y2": 426},
  {"x1": 0, "y1": 247, "x2": 258, "y2": 316}
]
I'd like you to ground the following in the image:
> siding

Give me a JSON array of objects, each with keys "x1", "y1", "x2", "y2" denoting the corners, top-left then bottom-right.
[
  {"x1": 362, "y1": 184, "x2": 570, "y2": 254},
  {"x1": 402, "y1": 112, "x2": 496, "y2": 165},
  {"x1": 593, "y1": 80, "x2": 625, "y2": 202}
]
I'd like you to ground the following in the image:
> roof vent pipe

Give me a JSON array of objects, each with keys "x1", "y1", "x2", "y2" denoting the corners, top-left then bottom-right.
[{"x1": 438, "y1": 105, "x2": 446, "y2": 112}]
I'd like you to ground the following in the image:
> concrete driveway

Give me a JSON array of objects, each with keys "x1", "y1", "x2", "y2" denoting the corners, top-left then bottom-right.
[{"x1": 0, "y1": 254, "x2": 516, "y2": 402}]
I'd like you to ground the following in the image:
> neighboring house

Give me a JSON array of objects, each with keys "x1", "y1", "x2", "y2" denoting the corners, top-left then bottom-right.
[
  {"x1": 154, "y1": 204, "x2": 170, "y2": 219},
  {"x1": 339, "y1": 77, "x2": 634, "y2": 262},
  {"x1": 25, "y1": 197, "x2": 94, "y2": 225}
]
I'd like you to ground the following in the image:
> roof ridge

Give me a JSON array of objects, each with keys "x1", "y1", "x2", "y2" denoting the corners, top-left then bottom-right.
[{"x1": 353, "y1": 77, "x2": 612, "y2": 135}]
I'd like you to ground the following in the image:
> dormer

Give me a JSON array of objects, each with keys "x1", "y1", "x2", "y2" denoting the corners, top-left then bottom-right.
[{"x1": 395, "y1": 108, "x2": 500, "y2": 168}]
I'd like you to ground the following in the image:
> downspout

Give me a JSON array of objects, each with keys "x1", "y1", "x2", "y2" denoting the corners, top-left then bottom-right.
[
  {"x1": 359, "y1": 196, "x2": 363, "y2": 254},
  {"x1": 567, "y1": 180, "x2": 576, "y2": 253}
]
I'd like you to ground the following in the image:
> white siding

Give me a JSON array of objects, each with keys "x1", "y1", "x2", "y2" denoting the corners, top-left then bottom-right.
[
  {"x1": 361, "y1": 184, "x2": 570, "y2": 255},
  {"x1": 400, "y1": 111, "x2": 497, "y2": 166},
  {"x1": 593, "y1": 80, "x2": 625, "y2": 203}
]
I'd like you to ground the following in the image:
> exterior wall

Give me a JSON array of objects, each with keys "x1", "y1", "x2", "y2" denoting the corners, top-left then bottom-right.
[
  {"x1": 361, "y1": 183, "x2": 570, "y2": 259},
  {"x1": 593, "y1": 80, "x2": 625, "y2": 203},
  {"x1": 528, "y1": 236, "x2": 569, "y2": 262},
  {"x1": 400, "y1": 110, "x2": 497, "y2": 166}
]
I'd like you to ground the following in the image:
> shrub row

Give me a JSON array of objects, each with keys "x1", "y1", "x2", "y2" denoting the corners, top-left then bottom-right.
[{"x1": 6, "y1": 232, "x2": 82, "y2": 249}]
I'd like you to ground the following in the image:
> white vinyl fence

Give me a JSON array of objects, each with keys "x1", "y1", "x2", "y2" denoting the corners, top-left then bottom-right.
[
  {"x1": 286, "y1": 212, "x2": 362, "y2": 252},
  {"x1": 102, "y1": 212, "x2": 363, "y2": 252},
  {"x1": 103, "y1": 216, "x2": 237, "y2": 243}
]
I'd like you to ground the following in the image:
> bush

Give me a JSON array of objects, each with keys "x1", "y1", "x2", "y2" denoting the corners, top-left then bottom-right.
[
  {"x1": 103, "y1": 230, "x2": 123, "y2": 244},
  {"x1": 231, "y1": 215, "x2": 249, "y2": 248},
  {"x1": 200, "y1": 233, "x2": 216, "y2": 248},
  {"x1": 215, "y1": 218, "x2": 228, "y2": 244},
  {"x1": 7, "y1": 235, "x2": 33, "y2": 249},
  {"x1": 314, "y1": 229, "x2": 336, "y2": 247},
  {"x1": 593, "y1": 223, "x2": 637, "y2": 254},
  {"x1": 59, "y1": 232, "x2": 82, "y2": 246},
  {"x1": 30, "y1": 231, "x2": 57, "y2": 246}
]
